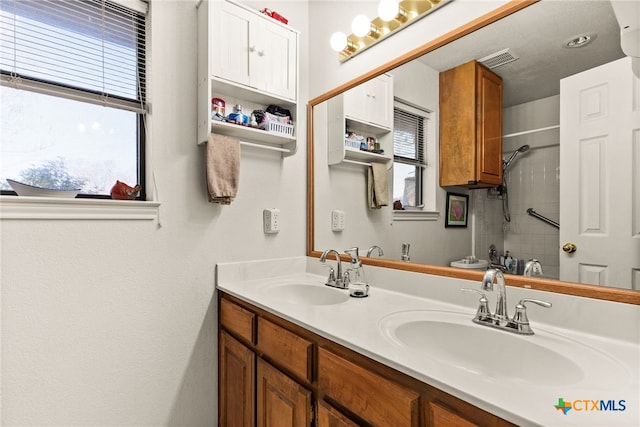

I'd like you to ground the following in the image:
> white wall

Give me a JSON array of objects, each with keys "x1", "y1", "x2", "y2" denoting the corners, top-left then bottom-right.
[
  {"x1": 0, "y1": 0, "x2": 518, "y2": 424},
  {"x1": 313, "y1": 60, "x2": 473, "y2": 265},
  {"x1": 0, "y1": 0, "x2": 309, "y2": 425}
]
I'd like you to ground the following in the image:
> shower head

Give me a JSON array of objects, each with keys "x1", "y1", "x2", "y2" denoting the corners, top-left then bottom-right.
[{"x1": 503, "y1": 145, "x2": 530, "y2": 170}]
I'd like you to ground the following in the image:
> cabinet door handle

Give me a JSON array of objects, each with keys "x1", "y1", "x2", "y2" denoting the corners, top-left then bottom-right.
[
  {"x1": 258, "y1": 50, "x2": 265, "y2": 56},
  {"x1": 249, "y1": 46, "x2": 256, "y2": 52}
]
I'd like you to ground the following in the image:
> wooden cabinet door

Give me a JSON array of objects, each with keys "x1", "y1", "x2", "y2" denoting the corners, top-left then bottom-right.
[
  {"x1": 219, "y1": 330, "x2": 255, "y2": 427},
  {"x1": 439, "y1": 60, "x2": 502, "y2": 187},
  {"x1": 475, "y1": 65, "x2": 503, "y2": 185},
  {"x1": 256, "y1": 358, "x2": 312, "y2": 427},
  {"x1": 317, "y1": 400, "x2": 359, "y2": 427}
]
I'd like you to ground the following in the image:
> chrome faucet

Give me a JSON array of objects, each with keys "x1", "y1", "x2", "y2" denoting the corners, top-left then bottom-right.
[
  {"x1": 524, "y1": 259, "x2": 543, "y2": 277},
  {"x1": 489, "y1": 262, "x2": 509, "y2": 273},
  {"x1": 366, "y1": 245, "x2": 384, "y2": 258},
  {"x1": 462, "y1": 267, "x2": 552, "y2": 335},
  {"x1": 401, "y1": 243, "x2": 411, "y2": 261},
  {"x1": 482, "y1": 268, "x2": 509, "y2": 321},
  {"x1": 319, "y1": 249, "x2": 347, "y2": 289}
]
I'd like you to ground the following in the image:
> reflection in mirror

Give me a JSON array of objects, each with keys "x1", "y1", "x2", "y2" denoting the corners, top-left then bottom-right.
[{"x1": 309, "y1": 0, "x2": 640, "y2": 303}]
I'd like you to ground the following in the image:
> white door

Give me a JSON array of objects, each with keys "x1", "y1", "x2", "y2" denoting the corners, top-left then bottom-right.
[
  {"x1": 256, "y1": 20, "x2": 297, "y2": 100},
  {"x1": 211, "y1": 0, "x2": 255, "y2": 87},
  {"x1": 559, "y1": 57, "x2": 640, "y2": 289}
]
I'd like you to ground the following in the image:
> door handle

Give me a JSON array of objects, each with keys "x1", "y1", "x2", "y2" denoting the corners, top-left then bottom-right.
[{"x1": 562, "y1": 243, "x2": 577, "y2": 254}]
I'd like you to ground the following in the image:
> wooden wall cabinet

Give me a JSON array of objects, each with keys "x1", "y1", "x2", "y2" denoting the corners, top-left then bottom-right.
[
  {"x1": 439, "y1": 60, "x2": 503, "y2": 188},
  {"x1": 218, "y1": 294, "x2": 516, "y2": 427}
]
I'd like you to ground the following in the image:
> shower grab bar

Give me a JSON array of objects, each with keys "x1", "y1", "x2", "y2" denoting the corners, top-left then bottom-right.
[{"x1": 527, "y1": 208, "x2": 559, "y2": 229}]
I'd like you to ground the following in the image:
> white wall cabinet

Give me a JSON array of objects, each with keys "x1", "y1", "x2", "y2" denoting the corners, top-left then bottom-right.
[
  {"x1": 343, "y1": 74, "x2": 393, "y2": 130},
  {"x1": 211, "y1": 0, "x2": 296, "y2": 101},
  {"x1": 197, "y1": 0, "x2": 298, "y2": 153},
  {"x1": 326, "y1": 74, "x2": 393, "y2": 166}
]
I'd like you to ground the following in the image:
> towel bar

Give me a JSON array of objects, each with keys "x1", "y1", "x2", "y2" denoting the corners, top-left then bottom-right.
[
  {"x1": 239, "y1": 140, "x2": 292, "y2": 154},
  {"x1": 342, "y1": 159, "x2": 372, "y2": 167}
]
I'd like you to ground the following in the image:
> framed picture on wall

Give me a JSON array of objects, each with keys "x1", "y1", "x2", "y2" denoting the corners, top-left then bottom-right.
[{"x1": 445, "y1": 192, "x2": 469, "y2": 227}]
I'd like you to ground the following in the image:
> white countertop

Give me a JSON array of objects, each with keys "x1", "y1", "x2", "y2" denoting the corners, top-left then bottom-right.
[{"x1": 216, "y1": 256, "x2": 640, "y2": 427}]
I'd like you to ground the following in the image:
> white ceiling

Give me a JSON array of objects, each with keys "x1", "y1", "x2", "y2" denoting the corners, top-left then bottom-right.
[{"x1": 418, "y1": 0, "x2": 625, "y2": 107}]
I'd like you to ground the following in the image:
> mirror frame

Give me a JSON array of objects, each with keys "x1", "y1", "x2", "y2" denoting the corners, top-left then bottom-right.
[{"x1": 307, "y1": 0, "x2": 640, "y2": 305}]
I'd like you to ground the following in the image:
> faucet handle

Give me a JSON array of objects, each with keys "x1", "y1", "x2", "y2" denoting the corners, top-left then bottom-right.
[
  {"x1": 507, "y1": 298, "x2": 552, "y2": 335},
  {"x1": 321, "y1": 263, "x2": 336, "y2": 286},
  {"x1": 461, "y1": 288, "x2": 491, "y2": 321}
]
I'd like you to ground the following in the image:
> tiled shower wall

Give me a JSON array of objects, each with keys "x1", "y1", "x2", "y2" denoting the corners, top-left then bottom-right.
[{"x1": 473, "y1": 95, "x2": 560, "y2": 279}]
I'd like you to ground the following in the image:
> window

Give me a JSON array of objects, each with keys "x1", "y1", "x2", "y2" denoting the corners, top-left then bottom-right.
[
  {"x1": 0, "y1": 0, "x2": 148, "y2": 198},
  {"x1": 392, "y1": 102, "x2": 429, "y2": 209}
]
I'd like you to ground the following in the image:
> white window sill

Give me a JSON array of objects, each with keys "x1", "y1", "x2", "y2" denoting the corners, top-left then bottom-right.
[
  {"x1": 0, "y1": 196, "x2": 160, "y2": 220},
  {"x1": 393, "y1": 209, "x2": 439, "y2": 221}
]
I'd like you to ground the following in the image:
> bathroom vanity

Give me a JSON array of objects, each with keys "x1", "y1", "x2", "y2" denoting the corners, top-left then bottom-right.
[
  {"x1": 216, "y1": 257, "x2": 640, "y2": 427},
  {"x1": 218, "y1": 294, "x2": 511, "y2": 426}
]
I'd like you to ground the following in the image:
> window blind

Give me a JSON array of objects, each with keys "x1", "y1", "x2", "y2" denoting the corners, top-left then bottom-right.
[
  {"x1": 0, "y1": 0, "x2": 147, "y2": 113},
  {"x1": 393, "y1": 104, "x2": 428, "y2": 167}
]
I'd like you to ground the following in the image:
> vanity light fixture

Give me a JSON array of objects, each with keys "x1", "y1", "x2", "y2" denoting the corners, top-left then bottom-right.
[
  {"x1": 331, "y1": 0, "x2": 453, "y2": 62},
  {"x1": 562, "y1": 33, "x2": 597, "y2": 48},
  {"x1": 378, "y1": 0, "x2": 399, "y2": 22}
]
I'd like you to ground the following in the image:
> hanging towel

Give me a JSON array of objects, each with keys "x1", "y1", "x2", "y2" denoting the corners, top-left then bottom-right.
[
  {"x1": 206, "y1": 134, "x2": 240, "y2": 205},
  {"x1": 368, "y1": 162, "x2": 389, "y2": 209}
]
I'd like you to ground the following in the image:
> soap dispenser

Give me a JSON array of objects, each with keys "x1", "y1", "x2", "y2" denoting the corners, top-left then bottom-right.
[{"x1": 345, "y1": 247, "x2": 369, "y2": 298}]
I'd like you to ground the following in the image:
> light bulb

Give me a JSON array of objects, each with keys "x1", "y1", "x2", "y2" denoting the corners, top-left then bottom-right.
[
  {"x1": 351, "y1": 14, "x2": 371, "y2": 37},
  {"x1": 330, "y1": 32, "x2": 347, "y2": 52},
  {"x1": 378, "y1": 0, "x2": 399, "y2": 22}
]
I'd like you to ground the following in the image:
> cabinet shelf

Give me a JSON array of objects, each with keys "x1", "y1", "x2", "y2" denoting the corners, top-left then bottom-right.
[
  {"x1": 208, "y1": 121, "x2": 295, "y2": 147},
  {"x1": 342, "y1": 147, "x2": 391, "y2": 165},
  {"x1": 212, "y1": 77, "x2": 296, "y2": 109}
]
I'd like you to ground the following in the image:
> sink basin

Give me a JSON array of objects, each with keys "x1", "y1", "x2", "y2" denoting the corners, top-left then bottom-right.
[
  {"x1": 263, "y1": 283, "x2": 349, "y2": 306},
  {"x1": 379, "y1": 310, "x2": 629, "y2": 387}
]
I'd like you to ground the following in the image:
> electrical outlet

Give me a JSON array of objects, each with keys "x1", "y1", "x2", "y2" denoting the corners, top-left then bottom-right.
[
  {"x1": 263, "y1": 208, "x2": 280, "y2": 234},
  {"x1": 331, "y1": 210, "x2": 345, "y2": 232}
]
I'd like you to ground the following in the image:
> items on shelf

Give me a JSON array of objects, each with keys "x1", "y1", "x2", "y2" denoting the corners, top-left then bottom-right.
[
  {"x1": 259, "y1": 8, "x2": 288, "y2": 24},
  {"x1": 212, "y1": 100, "x2": 295, "y2": 137},
  {"x1": 345, "y1": 131, "x2": 384, "y2": 155},
  {"x1": 497, "y1": 250, "x2": 526, "y2": 275},
  {"x1": 212, "y1": 97, "x2": 225, "y2": 117},
  {"x1": 228, "y1": 104, "x2": 249, "y2": 125}
]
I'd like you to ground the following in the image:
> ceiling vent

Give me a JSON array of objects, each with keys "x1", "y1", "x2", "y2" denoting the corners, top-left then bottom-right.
[{"x1": 478, "y1": 48, "x2": 519, "y2": 69}]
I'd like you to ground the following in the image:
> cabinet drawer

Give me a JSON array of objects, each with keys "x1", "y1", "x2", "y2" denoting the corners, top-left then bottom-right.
[
  {"x1": 318, "y1": 348, "x2": 420, "y2": 427},
  {"x1": 257, "y1": 317, "x2": 313, "y2": 382},
  {"x1": 220, "y1": 298, "x2": 256, "y2": 344},
  {"x1": 429, "y1": 402, "x2": 479, "y2": 427}
]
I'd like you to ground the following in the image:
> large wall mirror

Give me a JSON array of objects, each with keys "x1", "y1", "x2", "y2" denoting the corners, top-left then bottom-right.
[{"x1": 307, "y1": 0, "x2": 640, "y2": 304}]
